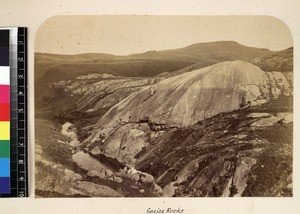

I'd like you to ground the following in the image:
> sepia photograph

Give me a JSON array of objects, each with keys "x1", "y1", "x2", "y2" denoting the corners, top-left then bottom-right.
[{"x1": 34, "y1": 15, "x2": 293, "y2": 198}]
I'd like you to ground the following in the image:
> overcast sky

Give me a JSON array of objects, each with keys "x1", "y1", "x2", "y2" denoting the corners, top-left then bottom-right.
[{"x1": 35, "y1": 16, "x2": 293, "y2": 55}]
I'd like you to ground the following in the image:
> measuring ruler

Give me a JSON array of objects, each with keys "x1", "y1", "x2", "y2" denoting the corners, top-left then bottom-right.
[{"x1": 0, "y1": 27, "x2": 28, "y2": 198}]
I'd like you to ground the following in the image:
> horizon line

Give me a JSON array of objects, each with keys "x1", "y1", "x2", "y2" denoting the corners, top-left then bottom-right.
[{"x1": 34, "y1": 40, "x2": 293, "y2": 57}]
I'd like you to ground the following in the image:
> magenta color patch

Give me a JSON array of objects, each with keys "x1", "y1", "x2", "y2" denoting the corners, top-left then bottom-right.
[{"x1": 0, "y1": 85, "x2": 10, "y2": 103}]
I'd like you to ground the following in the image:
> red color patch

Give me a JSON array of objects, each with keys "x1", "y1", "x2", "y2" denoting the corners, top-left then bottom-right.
[{"x1": 0, "y1": 103, "x2": 10, "y2": 121}]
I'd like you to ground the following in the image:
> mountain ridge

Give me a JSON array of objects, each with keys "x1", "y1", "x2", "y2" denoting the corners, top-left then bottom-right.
[{"x1": 35, "y1": 41, "x2": 273, "y2": 62}]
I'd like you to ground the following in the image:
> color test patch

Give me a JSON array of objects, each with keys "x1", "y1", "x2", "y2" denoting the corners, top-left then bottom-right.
[
  {"x1": 0, "y1": 30, "x2": 9, "y2": 66},
  {"x1": 0, "y1": 28, "x2": 11, "y2": 196},
  {"x1": 0, "y1": 48, "x2": 9, "y2": 66},
  {"x1": 0, "y1": 27, "x2": 28, "y2": 197},
  {"x1": 0, "y1": 140, "x2": 10, "y2": 158},
  {"x1": 0, "y1": 158, "x2": 10, "y2": 177},
  {"x1": 0, "y1": 122, "x2": 10, "y2": 140},
  {"x1": 0, "y1": 177, "x2": 10, "y2": 194},
  {"x1": 0, "y1": 30, "x2": 9, "y2": 47},
  {"x1": 0, "y1": 103, "x2": 10, "y2": 121},
  {"x1": 0, "y1": 85, "x2": 10, "y2": 103},
  {"x1": 0, "y1": 66, "x2": 10, "y2": 85}
]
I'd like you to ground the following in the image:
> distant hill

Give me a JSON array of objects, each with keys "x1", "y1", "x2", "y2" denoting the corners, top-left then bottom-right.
[
  {"x1": 35, "y1": 41, "x2": 273, "y2": 80},
  {"x1": 253, "y1": 47, "x2": 293, "y2": 72},
  {"x1": 132, "y1": 41, "x2": 272, "y2": 61}
]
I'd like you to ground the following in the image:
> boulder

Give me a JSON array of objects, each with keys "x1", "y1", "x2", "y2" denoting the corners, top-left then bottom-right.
[
  {"x1": 277, "y1": 113, "x2": 293, "y2": 123},
  {"x1": 113, "y1": 176, "x2": 123, "y2": 183},
  {"x1": 248, "y1": 113, "x2": 270, "y2": 118},
  {"x1": 140, "y1": 173, "x2": 154, "y2": 184},
  {"x1": 91, "y1": 146, "x2": 101, "y2": 155},
  {"x1": 153, "y1": 183, "x2": 163, "y2": 196},
  {"x1": 127, "y1": 173, "x2": 140, "y2": 182},
  {"x1": 105, "y1": 169, "x2": 114, "y2": 178},
  {"x1": 232, "y1": 157, "x2": 256, "y2": 197},
  {"x1": 251, "y1": 116, "x2": 279, "y2": 127},
  {"x1": 162, "y1": 182, "x2": 176, "y2": 197},
  {"x1": 87, "y1": 170, "x2": 100, "y2": 178},
  {"x1": 64, "y1": 168, "x2": 82, "y2": 181}
]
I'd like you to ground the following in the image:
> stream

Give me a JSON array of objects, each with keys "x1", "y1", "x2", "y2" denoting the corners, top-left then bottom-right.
[
  {"x1": 61, "y1": 122, "x2": 79, "y2": 147},
  {"x1": 73, "y1": 151, "x2": 114, "y2": 173},
  {"x1": 61, "y1": 122, "x2": 114, "y2": 173}
]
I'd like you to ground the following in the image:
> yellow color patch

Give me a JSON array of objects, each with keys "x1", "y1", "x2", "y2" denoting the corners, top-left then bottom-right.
[{"x1": 0, "y1": 122, "x2": 10, "y2": 140}]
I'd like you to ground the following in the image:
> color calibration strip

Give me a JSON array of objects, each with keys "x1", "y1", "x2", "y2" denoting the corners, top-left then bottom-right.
[
  {"x1": 0, "y1": 30, "x2": 10, "y2": 194},
  {"x1": 0, "y1": 27, "x2": 28, "y2": 197}
]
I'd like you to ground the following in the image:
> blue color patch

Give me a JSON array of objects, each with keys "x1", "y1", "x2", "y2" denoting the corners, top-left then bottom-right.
[
  {"x1": 0, "y1": 177, "x2": 10, "y2": 194},
  {"x1": 0, "y1": 158, "x2": 10, "y2": 177}
]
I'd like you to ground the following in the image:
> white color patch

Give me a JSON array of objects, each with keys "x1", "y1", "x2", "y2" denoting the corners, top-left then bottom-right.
[{"x1": 0, "y1": 66, "x2": 10, "y2": 85}]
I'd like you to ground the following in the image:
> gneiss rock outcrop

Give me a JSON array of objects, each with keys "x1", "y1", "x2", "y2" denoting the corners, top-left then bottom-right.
[
  {"x1": 97, "y1": 61, "x2": 290, "y2": 128},
  {"x1": 86, "y1": 61, "x2": 291, "y2": 146},
  {"x1": 82, "y1": 97, "x2": 293, "y2": 197}
]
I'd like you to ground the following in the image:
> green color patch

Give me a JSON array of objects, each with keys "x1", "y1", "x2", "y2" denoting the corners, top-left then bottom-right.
[{"x1": 0, "y1": 140, "x2": 10, "y2": 158}]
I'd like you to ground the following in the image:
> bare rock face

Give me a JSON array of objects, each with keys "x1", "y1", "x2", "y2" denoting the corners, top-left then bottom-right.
[
  {"x1": 95, "y1": 61, "x2": 290, "y2": 129},
  {"x1": 90, "y1": 146, "x2": 101, "y2": 155},
  {"x1": 84, "y1": 61, "x2": 291, "y2": 154},
  {"x1": 140, "y1": 173, "x2": 155, "y2": 184},
  {"x1": 68, "y1": 60, "x2": 292, "y2": 197},
  {"x1": 105, "y1": 169, "x2": 114, "y2": 178},
  {"x1": 251, "y1": 116, "x2": 280, "y2": 127},
  {"x1": 112, "y1": 175, "x2": 123, "y2": 183},
  {"x1": 94, "y1": 123, "x2": 150, "y2": 165},
  {"x1": 277, "y1": 113, "x2": 293, "y2": 123},
  {"x1": 76, "y1": 73, "x2": 115, "y2": 80},
  {"x1": 231, "y1": 157, "x2": 257, "y2": 197},
  {"x1": 80, "y1": 61, "x2": 292, "y2": 169},
  {"x1": 50, "y1": 76, "x2": 164, "y2": 111},
  {"x1": 64, "y1": 168, "x2": 83, "y2": 181},
  {"x1": 87, "y1": 170, "x2": 106, "y2": 179},
  {"x1": 153, "y1": 183, "x2": 163, "y2": 196}
]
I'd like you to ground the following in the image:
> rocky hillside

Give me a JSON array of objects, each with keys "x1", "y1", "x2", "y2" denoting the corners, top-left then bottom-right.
[
  {"x1": 85, "y1": 61, "x2": 291, "y2": 141},
  {"x1": 35, "y1": 43, "x2": 293, "y2": 197},
  {"x1": 135, "y1": 103, "x2": 292, "y2": 197}
]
